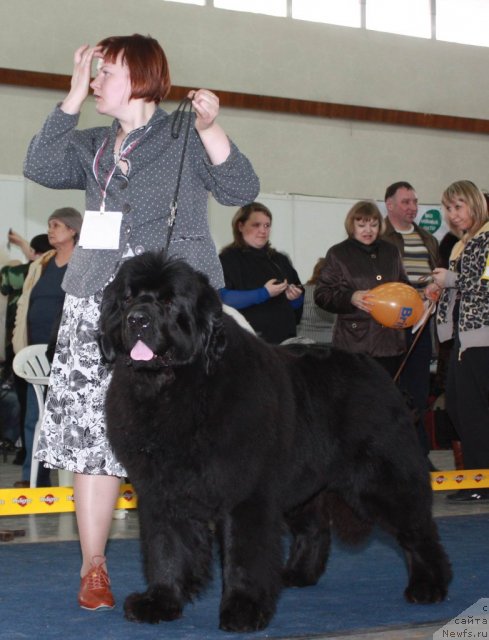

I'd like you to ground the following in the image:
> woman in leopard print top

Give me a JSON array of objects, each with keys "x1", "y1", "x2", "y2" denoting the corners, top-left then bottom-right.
[{"x1": 428, "y1": 180, "x2": 489, "y2": 502}]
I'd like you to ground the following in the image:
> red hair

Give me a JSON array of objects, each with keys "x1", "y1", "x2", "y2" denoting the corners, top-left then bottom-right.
[{"x1": 97, "y1": 34, "x2": 171, "y2": 104}]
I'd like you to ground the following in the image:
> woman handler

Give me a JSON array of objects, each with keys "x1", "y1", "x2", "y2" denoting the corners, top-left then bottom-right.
[{"x1": 24, "y1": 34, "x2": 259, "y2": 609}]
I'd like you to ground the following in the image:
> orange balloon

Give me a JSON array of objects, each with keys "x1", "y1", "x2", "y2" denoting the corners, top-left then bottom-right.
[{"x1": 368, "y1": 282, "x2": 424, "y2": 329}]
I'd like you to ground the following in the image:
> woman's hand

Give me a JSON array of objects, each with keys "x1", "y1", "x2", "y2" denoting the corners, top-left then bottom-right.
[
  {"x1": 189, "y1": 89, "x2": 231, "y2": 164},
  {"x1": 264, "y1": 278, "x2": 289, "y2": 298},
  {"x1": 351, "y1": 290, "x2": 373, "y2": 313},
  {"x1": 190, "y1": 89, "x2": 219, "y2": 132},
  {"x1": 61, "y1": 45, "x2": 99, "y2": 115},
  {"x1": 431, "y1": 268, "x2": 449, "y2": 289},
  {"x1": 285, "y1": 284, "x2": 303, "y2": 301},
  {"x1": 424, "y1": 282, "x2": 441, "y2": 302},
  {"x1": 8, "y1": 230, "x2": 32, "y2": 260}
]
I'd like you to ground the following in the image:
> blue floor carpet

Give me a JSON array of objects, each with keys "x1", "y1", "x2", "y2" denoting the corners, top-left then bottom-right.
[{"x1": 1, "y1": 515, "x2": 487, "y2": 640}]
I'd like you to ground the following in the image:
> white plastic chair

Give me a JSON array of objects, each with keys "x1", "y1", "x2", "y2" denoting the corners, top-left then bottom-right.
[{"x1": 12, "y1": 344, "x2": 72, "y2": 488}]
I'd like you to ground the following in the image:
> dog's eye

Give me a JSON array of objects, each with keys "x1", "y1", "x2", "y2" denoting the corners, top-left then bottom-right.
[
  {"x1": 123, "y1": 295, "x2": 133, "y2": 305},
  {"x1": 157, "y1": 293, "x2": 173, "y2": 309}
]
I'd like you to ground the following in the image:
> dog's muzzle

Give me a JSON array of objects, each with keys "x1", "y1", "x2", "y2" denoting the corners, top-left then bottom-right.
[{"x1": 127, "y1": 309, "x2": 151, "y2": 336}]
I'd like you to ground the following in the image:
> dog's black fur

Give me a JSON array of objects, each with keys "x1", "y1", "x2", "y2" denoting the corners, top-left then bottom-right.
[{"x1": 99, "y1": 252, "x2": 451, "y2": 632}]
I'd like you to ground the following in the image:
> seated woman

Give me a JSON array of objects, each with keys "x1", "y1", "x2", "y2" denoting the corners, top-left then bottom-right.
[
  {"x1": 1, "y1": 233, "x2": 52, "y2": 464},
  {"x1": 219, "y1": 202, "x2": 304, "y2": 344},
  {"x1": 12, "y1": 207, "x2": 82, "y2": 487},
  {"x1": 314, "y1": 200, "x2": 408, "y2": 377},
  {"x1": 1, "y1": 233, "x2": 52, "y2": 380}
]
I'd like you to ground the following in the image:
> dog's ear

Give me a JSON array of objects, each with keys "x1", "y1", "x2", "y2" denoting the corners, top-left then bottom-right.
[
  {"x1": 98, "y1": 279, "x2": 124, "y2": 364},
  {"x1": 201, "y1": 310, "x2": 226, "y2": 375},
  {"x1": 196, "y1": 282, "x2": 226, "y2": 374}
]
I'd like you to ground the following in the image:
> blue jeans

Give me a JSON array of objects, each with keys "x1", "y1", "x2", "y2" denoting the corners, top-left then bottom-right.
[
  {"x1": 22, "y1": 384, "x2": 50, "y2": 486},
  {"x1": 0, "y1": 387, "x2": 20, "y2": 443}
]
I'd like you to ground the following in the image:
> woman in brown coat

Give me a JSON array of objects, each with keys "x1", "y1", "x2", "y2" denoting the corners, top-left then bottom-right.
[{"x1": 314, "y1": 200, "x2": 408, "y2": 377}]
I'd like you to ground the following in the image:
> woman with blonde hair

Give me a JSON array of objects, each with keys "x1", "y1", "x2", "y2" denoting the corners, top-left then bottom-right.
[{"x1": 428, "y1": 180, "x2": 489, "y2": 502}]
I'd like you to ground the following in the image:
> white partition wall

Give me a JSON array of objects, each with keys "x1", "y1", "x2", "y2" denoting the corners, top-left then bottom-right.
[{"x1": 209, "y1": 194, "x2": 446, "y2": 282}]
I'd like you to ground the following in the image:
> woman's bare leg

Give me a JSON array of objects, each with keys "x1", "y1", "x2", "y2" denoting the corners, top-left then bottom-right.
[{"x1": 74, "y1": 473, "x2": 121, "y2": 576}]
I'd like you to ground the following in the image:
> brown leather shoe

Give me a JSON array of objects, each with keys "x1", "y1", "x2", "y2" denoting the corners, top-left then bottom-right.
[{"x1": 78, "y1": 556, "x2": 115, "y2": 610}]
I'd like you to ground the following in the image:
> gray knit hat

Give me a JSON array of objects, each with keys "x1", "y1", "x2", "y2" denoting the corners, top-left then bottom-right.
[{"x1": 48, "y1": 207, "x2": 83, "y2": 239}]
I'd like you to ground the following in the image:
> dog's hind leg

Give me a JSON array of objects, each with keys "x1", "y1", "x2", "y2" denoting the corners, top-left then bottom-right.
[
  {"x1": 370, "y1": 482, "x2": 452, "y2": 603},
  {"x1": 283, "y1": 490, "x2": 332, "y2": 587},
  {"x1": 344, "y1": 477, "x2": 452, "y2": 604},
  {"x1": 397, "y1": 518, "x2": 452, "y2": 604},
  {"x1": 218, "y1": 499, "x2": 283, "y2": 632}
]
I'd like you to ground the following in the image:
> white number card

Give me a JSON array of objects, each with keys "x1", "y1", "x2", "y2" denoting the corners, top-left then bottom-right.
[{"x1": 79, "y1": 210, "x2": 123, "y2": 250}]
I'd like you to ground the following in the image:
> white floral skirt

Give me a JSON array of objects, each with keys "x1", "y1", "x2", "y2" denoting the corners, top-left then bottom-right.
[{"x1": 35, "y1": 291, "x2": 126, "y2": 477}]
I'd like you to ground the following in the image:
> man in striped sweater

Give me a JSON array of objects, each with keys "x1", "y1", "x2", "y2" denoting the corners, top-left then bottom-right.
[{"x1": 383, "y1": 182, "x2": 439, "y2": 464}]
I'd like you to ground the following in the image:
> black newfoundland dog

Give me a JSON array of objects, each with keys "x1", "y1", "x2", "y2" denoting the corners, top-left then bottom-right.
[{"x1": 99, "y1": 251, "x2": 451, "y2": 632}]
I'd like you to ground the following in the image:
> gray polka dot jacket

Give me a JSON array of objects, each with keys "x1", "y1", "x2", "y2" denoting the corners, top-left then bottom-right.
[{"x1": 24, "y1": 105, "x2": 260, "y2": 297}]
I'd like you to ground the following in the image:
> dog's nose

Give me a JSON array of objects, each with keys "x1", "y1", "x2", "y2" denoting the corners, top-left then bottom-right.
[{"x1": 127, "y1": 310, "x2": 150, "y2": 330}]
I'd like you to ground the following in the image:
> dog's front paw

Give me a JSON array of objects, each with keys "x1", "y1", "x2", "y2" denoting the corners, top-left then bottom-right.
[
  {"x1": 124, "y1": 587, "x2": 183, "y2": 624},
  {"x1": 219, "y1": 593, "x2": 274, "y2": 632},
  {"x1": 283, "y1": 567, "x2": 321, "y2": 588},
  {"x1": 405, "y1": 579, "x2": 448, "y2": 604}
]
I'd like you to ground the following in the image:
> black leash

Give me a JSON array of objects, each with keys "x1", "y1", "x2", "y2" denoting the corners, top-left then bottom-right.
[{"x1": 166, "y1": 96, "x2": 194, "y2": 251}]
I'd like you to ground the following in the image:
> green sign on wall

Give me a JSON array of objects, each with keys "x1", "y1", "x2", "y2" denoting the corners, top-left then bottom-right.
[{"x1": 418, "y1": 208, "x2": 442, "y2": 234}]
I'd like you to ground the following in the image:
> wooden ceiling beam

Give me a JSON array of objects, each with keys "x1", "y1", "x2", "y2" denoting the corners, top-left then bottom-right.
[{"x1": 1, "y1": 67, "x2": 489, "y2": 135}]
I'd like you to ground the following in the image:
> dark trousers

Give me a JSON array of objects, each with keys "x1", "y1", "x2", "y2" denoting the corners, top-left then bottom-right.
[
  {"x1": 13, "y1": 374, "x2": 27, "y2": 450},
  {"x1": 374, "y1": 354, "x2": 404, "y2": 379},
  {"x1": 445, "y1": 338, "x2": 489, "y2": 470},
  {"x1": 22, "y1": 384, "x2": 51, "y2": 486},
  {"x1": 399, "y1": 322, "x2": 432, "y2": 455}
]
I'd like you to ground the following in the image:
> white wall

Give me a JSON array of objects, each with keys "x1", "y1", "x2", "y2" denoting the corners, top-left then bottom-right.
[
  {"x1": 1, "y1": 176, "x2": 445, "y2": 282},
  {"x1": 209, "y1": 194, "x2": 354, "y2": 281},
  {"x1": 0, "y1": 0, "x2": 486, "y2": 265},
  {"x1": 209, "y1": 194, "x2": 447, "y2": 282}
]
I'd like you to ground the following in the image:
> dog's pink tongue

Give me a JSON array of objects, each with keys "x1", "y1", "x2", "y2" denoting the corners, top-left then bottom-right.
[{"x1": 130, "y1": 340, "x2": 154, "y2": 361}]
